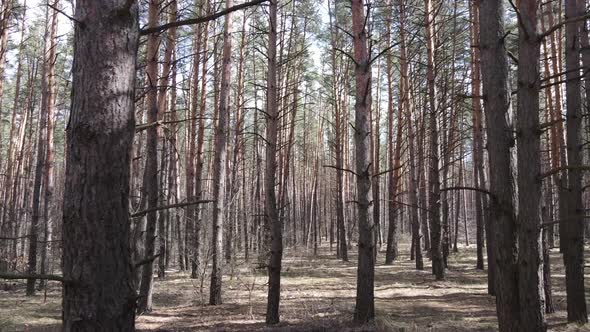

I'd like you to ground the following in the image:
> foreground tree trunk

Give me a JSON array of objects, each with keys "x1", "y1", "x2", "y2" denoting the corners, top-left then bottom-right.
[
  {"x1": 516, "y1": 0, "x2": 546, "y2": 330},
  {"x1": 62, "y1": 0, "x2": 138, "y2": 329},
  {"x1": 265, "y1": 0, "x2": 283, "y2": 324},
  {"x1": 351, "y1": 0, "x2": 375, "y2": 323},
  {"x1": 209, "y1": 0, "x2": 232, "y2": 306},
  {"x1": 478, "y1": 1, "x2": 520, "y2": 330},
  {"x1": 562, "y1": 0, "x2": 588, "y2": 322}
]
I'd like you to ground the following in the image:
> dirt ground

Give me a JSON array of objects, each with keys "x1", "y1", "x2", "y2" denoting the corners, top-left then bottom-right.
[{"x1": 1, "y1": 242, "x2": 589, "y2": 332}]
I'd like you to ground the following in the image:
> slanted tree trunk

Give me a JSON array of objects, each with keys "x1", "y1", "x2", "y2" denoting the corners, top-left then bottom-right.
[
  {"x1": 62, "y1": 0, "x2": 138, "y2": 329},
  {"x1": 351, "y1": 0, "x2": 375, "y2": 323},
  {"x1": 515, "y1": 0, "x2": 546, "y2": 330},
  {"x1": 478, "y1": 0, "x2": 521, "y2": 330}
]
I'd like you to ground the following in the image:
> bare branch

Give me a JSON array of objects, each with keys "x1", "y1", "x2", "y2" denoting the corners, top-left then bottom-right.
[
  {"x1": 130, "y1": 200, "x2": 214, "y2": 218},
  {"x1": 0, "y1": 273, "x2": 65, "y2": 282},
  {"x1": 140, "y1": 0, "x2": 268, "y2": 35},
  {"x1": 440, "y1": 186, "x2": 493, "y2": 197},
  {"x1": 323, "y1": 164, "x2": 359, "y2": 176}
]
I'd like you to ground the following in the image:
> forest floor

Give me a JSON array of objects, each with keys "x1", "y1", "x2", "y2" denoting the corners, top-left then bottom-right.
[{"x1": 1, "y1": 241, "x2": 589, "y2": 332}]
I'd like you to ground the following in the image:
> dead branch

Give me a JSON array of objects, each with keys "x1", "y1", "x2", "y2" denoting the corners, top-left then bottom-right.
[{"x1": 131, "y1": 200, "x2": 214, "y2": 218}]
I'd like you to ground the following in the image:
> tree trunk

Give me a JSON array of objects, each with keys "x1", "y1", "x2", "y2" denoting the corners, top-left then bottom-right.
[
  {"x1": 478, "y1": 1, "x2": 521, "y2": 330},
  {"x1": 385, "y1": 0, "x2": 402, "y2": 264},
  {"x1": 193, "y1": 0, "x2": 211, "y2": 278},
  {"x1": 209, "y1": 0, "x2": 232, "y2": 305},
  {"x1": 62, "y1": 0, "x2": 138, "y2": 329},
  {"x1": 516, "y1": 0, "x2": 546, "y2": 330},
  {"x1": 265, "y1": 0, "x2": 283, "y2": 324},
  {"x1": 138, "y1": 0, "x2": 161, "y2": 313},
  {"x1": 469, "y1": 0, "x2": 485, "y2": 271},
  {"x1": 562, "y1": 0, "x2": 588, "y2": 322},
  {"x1": 157, "y1": 0, "x2": 178, "y2": 279},
  {"x1": 351, "y1": 0, "x2": 375, "y2": 323},
  {"x1": 39, "y1": 0, "x2": 59, "y2": 291},
  {"x1": 424, "y1": 0, "x2": 444, "y2": 280}
]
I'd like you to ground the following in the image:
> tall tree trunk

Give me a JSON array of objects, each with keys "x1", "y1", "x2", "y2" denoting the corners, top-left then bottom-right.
[
  {"x1": 193, "y1": 0, "x2": 211, "y2": 277},
  {"x1": 399, "y1": 0, "x2": 422, "y2": 270},
  {"x1": 0, "y1": 0, "x2": 12, "y2": 162},
  {"x1": 138, "y1": 0, "x2": 160, "y2": 314},
  {"x1": 562, "y1": 0, "x2": 588, "y2": 322},
  {"x1": 265, "y1": 0, "x2": 283, "y2": 324},
  {"x1": 478, "y1": 0, "x2": 521, "y2": 330},
  {"x1": 156, "y1": 0, "x2": 178, "y2": 279},
  {"x1": 469, "y1": 0, "x2": 485, "y2": 271},
  {"x1": 385, "y1": 0, "x2": 402, "y2": 263},
  {"x1": 24, "y1": 0, "x2": 56, "y2": 289},
  {"x1": 39, "y1": 0, "x2": 59, "y2": 291},
  {"x1": 209, "y1": 0, "x2": 232, "y2": 305},
  {"x1": 425, "y1": 0, "x2": 444, "y2": 280},
  {"x1": 186, "y1": 0, "x2": 207, "y2": 278},
  {"x1": 372, "y1": 63, "x2": 381, "y2": 255},
  {"x1": 1, "y1": 1, "x2": 26, "y2": 267},
  {"x1": 62, "y1": 0, "x2": 138, "y2": 329},
  {"x1": 516, "y1": 0, "x2": 546, "y2": 330},
  {"x1": 351, "y1": 0, "x2": 375, "y2": 323},
  {"x1": 328, "y1": 0, "x2": 348, "y2": 262}
]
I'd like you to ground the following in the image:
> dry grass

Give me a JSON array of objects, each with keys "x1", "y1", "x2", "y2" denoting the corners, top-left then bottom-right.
[{"x1": 1, "y1": 241, "x2": 589, "y2": 331}]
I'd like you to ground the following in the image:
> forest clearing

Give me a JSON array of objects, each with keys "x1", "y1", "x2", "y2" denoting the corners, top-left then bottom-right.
[{"x1": 1, "y1": 243, "x2": 589, "y2": 331}]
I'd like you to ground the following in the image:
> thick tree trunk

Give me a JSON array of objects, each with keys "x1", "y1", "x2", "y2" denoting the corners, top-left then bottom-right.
[
  {"x1": 478, "y1": 1, "x2": 521, "y2": 330},
  {"x1": 516, "y1": 1, "x2": 546, "y2": 330},
  {"x1": 562, "y1": 0, "x2": 588, "y2": 323},
  {"x1": 62, "y1": 0, "x2": 138, "y2": 329}
]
